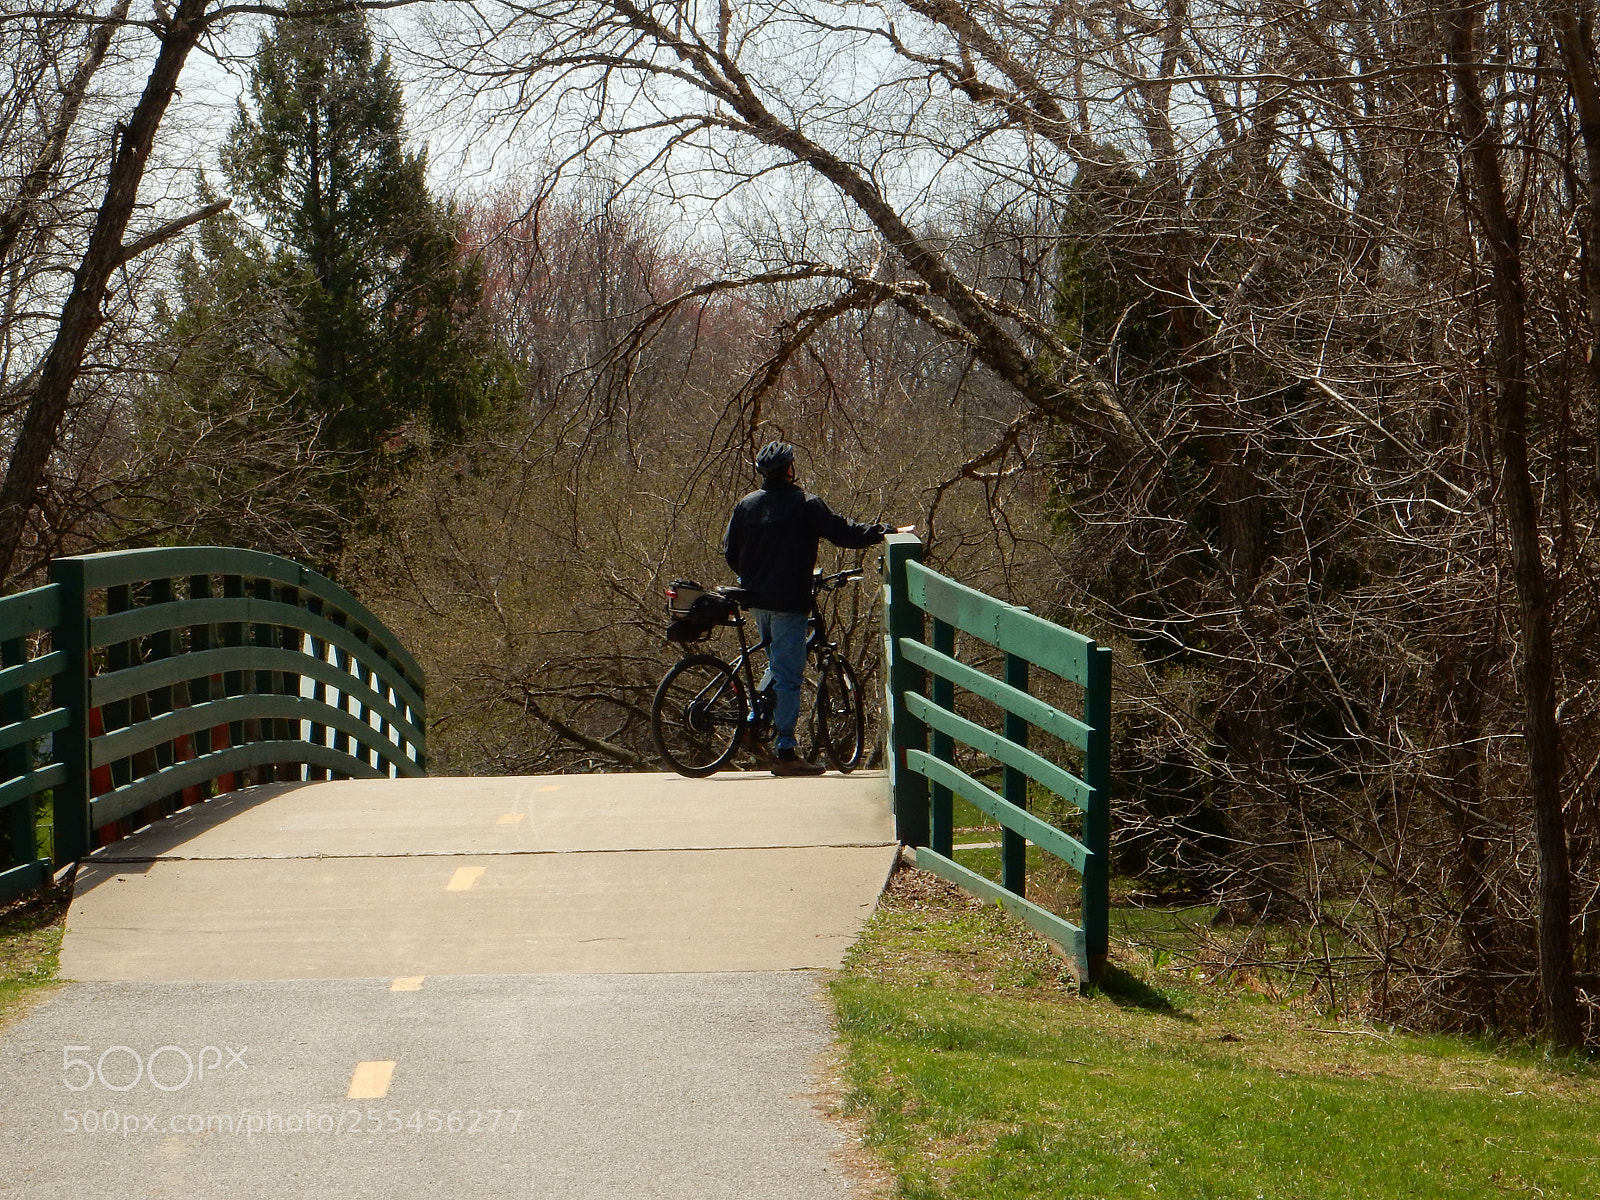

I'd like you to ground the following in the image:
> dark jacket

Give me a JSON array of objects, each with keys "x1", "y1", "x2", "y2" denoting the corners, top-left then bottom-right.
[{"x1": 723, "y1": 478, "x2": 888, "y2": 613}]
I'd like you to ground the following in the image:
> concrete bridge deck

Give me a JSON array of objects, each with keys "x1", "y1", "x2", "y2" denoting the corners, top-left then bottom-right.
[{"x1": 0, "y1": 771, "x2": 896, "y2": 1199}]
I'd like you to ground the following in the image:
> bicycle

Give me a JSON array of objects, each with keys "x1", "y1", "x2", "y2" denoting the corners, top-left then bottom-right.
[{"x1": 650, "y1": 568, "x2": 868, "y2": 778}]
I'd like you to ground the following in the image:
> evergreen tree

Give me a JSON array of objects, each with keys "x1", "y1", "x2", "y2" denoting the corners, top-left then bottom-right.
[
  {"x1": 220, "y1": 4, "x2": 503, "y2": 459},
  {"x1": 126, "y1": 176, "x2": 349, "y2": 565},
  {"x1": 129, "y1": 8, "x2": 510, "y2": 565}
]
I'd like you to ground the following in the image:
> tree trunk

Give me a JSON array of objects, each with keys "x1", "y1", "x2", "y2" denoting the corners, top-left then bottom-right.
[
  {"x1": 1440, "y1": 636, "x2": 1500, "y2": 1029},
  {"x1": 1550, "y1": 3, "x2": 1600, "y2": 485},
  {"x1": 1448, "y1": 3, "x2": 1582, "y2": 1047},
  {"x1": 0, "y1": 0, "x2": 214, "y2": 585}
]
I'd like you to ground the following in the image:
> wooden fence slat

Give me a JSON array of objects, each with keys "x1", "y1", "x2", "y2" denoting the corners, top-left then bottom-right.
[
  {"x1": 906, "y1": 560, "x2": 1095, "y2": 685},
  {"x1": 905, "y1": 750, "x2": 1091, "y2": 873},
  {"x1": 915, "y1": 847, "x2": 1088, "y2": 968},
  {"x1": 0, "y1": 650, "x2": 66, "y2": 696},
  {"x1": 905, "y1": 691, "x2": 1091, "y2": 811},
  {"x1": 898, "y1": 638, "x2": 1092, "y2": 751},
  {"x1": 0, "y1": 584, "x2": 62, "y2": 636},
  {"x1": 0, "y1": 763, "x2": 67, "y2": 811},
  {"x1": 0, "y1": 707, "x2": 73, "y2": 756},
  {"x1": 0, "y1": 858, "x2": 52, "y2": 906}
]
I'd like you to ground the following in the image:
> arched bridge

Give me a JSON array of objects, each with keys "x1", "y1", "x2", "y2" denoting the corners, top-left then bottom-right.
[
  {"x1": 0, "y1": 541, "x2": 1113, "y2": 1198},
  {"x1": 0, "y1": 542, "x2": 1113, "y2": 971},
  {"x1": 0, "y1": 547, "x2": 900, "y2": 978}
]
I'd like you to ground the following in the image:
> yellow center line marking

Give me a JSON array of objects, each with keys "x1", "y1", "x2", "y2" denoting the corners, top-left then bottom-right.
[
  {"x1": 538, "y1": 784, "x2": 564, "y2": 792},
  {"x1": 390, "y1": 976, "x2": 424, "y2": 992},
  {"x1": 446, "y1": 866, "x2": 485, "y2": 891},
  {"x1": 495, "y1": 813, "x2": 526, "y2": 825},
  {"x1": 347, "y1": 1061, "x2": 395, "y2": 1100}
]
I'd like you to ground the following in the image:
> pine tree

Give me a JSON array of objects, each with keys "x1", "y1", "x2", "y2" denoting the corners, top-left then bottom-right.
[
  {"x1": 127, "y1": 174, "x2": 349, "y2": 565},
  {"x1": 215, "y1": 3, "x2": 503, "y2": 458},
  {"x1": 130, "y1": 8, "x2": 509, "y2": 565}
]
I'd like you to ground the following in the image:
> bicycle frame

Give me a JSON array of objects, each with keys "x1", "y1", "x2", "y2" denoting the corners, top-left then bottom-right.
[
  {"x1": 804, "y1": 568, "x2": 862, "y2": 662},
  {"x1": 720, "y1": 569, "x2": 861, "y2": 740},
  {"x1": 721, "y1": 609, "x2": 771, "y2": 740},
  {"x1": 653, "y1": 566, "x2": 871, "y2": 776}
]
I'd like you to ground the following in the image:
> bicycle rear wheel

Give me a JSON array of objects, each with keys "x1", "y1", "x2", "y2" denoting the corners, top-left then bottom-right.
[
  {"x1": 652, "y1": 654, "x2": 746, "y2": 777},
  {"x1": 815, "y1": 655, "x2": 866, "y2": 773}
]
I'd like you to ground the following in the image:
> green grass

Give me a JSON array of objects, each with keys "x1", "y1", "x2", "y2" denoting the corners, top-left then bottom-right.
[
  {"x1": 832, "y1": 871, "x2": 1600, "y2": 1199},
  {"x1": 0, "y1": 884, "x2": 69, "y2": 1027}
]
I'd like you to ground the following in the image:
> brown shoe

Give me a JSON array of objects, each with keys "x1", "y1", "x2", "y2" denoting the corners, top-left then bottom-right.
[{"x1": 771, "y1": 754, "x2": 825, "y2": 777}]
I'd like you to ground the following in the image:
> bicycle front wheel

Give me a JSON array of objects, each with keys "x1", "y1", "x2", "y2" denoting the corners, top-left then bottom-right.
[
  {"x1": 652, "y1": 654, "x2": 747, "y2": 777},
  {"x1": 816, "y1": 655, "x2": 866, "y2": 773}
]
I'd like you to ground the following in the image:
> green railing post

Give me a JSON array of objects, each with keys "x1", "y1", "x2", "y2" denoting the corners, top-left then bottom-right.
[
  {"x1": 2, "y1": 636, "x2": 31, "y2": 867},
  {"x1": 48, "y1": 557, "x2": 90, "y2": 866},
  {"x1": 145, "y1": 577, "x2": 175, "y2": 823},
  {"x1": 1082, "y1": 644, "x2": 1112, "y2": 976},
  {"x1": 1002, "y1": 652, "x2": 1029, "y2": 896},
  {"x1": 187, "y1": 573, "x2": 213, "y2": 757},
  {"x1": 306, "y1": 594, "x2": 328, "y2": 781},
  {"x1": 929, "y1": 617, "x2": 955, "y2": 858},
  {"x1": 223, "y1": 572, "x2": 245, "y2": 783},
  {"x1": 357, "y1": 654, "x2": 376, "y2": 773},
  {"x1": 104, "y1": 583, "x2": 133, "y2": 794},
  {"x1": 277, "y1": 582, "x2": 303, "y2": 783},
  {"x1": 250, "y1": 576, "x2": 273, "y2": 783},
  {"x1": 331, "y1": 637, "x2": 352, "y2": 772},
  {"x1": 883, "y1": 533, "x2": 928, "y2": 847}
]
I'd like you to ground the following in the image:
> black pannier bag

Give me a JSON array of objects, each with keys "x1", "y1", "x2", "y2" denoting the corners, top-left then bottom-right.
[{"x1": 665, "y1": 580, "x2": 737, "y2": 643}]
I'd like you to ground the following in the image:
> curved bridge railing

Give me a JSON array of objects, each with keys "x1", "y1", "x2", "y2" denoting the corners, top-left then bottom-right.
[{"x1": 0, "y1": 547, "x2": 424, "y2": 903}]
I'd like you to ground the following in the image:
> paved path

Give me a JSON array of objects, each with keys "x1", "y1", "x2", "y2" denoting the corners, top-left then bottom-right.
[{"x1": 0, "y1": 771, "x2": 896, "y2": 1199}]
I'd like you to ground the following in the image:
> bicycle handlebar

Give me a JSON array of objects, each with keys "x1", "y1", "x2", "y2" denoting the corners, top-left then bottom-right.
[{"x1": 813, "y1": 568, "x2": 865, "y2": 593}]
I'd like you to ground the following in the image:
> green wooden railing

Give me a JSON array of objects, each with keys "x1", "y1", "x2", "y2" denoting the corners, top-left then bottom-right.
[
  {"x1": 0, "y1": 547, "x2": 424, "y2": 904},
  {"x1": 882, "y1": 533, "x2": 1110, "y2": 982}
]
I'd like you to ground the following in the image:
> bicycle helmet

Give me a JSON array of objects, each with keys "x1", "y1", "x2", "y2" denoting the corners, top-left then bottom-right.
[
  {"x1": 755, "y1": 440, "x2": 795, "y2": 477},
  {"x1": 755, "y1": 441, "x2": 793, "y2": 480}
]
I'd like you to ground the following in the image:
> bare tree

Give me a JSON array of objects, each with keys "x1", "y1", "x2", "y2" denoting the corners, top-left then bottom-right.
[
  {"x1": 0, "y1": 0, "x2": 233, "y2": 581},
  {"x1": 1446, "y1": 0, "x2": 1582, "y2": 1048}
]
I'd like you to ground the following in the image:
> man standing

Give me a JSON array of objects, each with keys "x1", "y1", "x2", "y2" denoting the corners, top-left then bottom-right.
[{"x1": 724, "y1": 441, "x2": 908, "y2": 776}]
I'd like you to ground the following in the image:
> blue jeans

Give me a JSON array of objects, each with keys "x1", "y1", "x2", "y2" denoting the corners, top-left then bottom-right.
[{"x1": 753, "y1": 608, "x2": 808, "y2": 750}]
